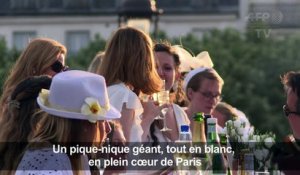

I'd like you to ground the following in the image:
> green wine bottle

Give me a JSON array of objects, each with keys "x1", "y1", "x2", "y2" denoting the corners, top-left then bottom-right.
[
  {"x1": 207, "y1": 118, "x2": 227, "y2": 175},
  {"x1": 192, "y1": 112, "x2": 206, "y2": 143}
]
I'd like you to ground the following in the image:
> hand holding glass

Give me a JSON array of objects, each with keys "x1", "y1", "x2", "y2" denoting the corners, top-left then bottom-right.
[{"x1": 157, "y1": 90, "x2": 172, "y2": 131}]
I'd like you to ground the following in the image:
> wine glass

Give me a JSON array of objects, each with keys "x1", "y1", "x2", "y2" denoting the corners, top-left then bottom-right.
[
  {"x1": 149, "y1": 93, "x2": 163, "y2": 120},
  {"x1": 140, "y1": 91, "x2": 165, "y2": 120},
  {"x1": 157, "y1": 82, "x2": 172, "y2": 132}
]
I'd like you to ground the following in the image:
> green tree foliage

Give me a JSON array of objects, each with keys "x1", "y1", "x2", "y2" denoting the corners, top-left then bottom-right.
[
  {"x1": 171, "y1": 27, "x2": 299, "y2": 139},
  {"x1": 67, "y1": 34, "x2": 106, "y2": 70},
  {"x1": 151, "y1": 30, "x2": 169, "y2": 43},
  {"x1": 0, "y1": 29, "x2": 298, "y2": 139},
  {"x1": 0, "y1": 38, "x2": 19, "y2": 92}
]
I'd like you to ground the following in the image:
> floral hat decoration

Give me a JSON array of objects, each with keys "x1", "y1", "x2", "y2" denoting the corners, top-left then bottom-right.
[{"x1": 37, "y1": 70, "x2": 121, "y2": 123}]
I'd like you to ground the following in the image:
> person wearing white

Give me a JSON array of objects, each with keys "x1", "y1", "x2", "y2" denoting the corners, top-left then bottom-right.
[
  {"x1": 98, "y1": 27, "x2": 164, "y2": 143},
  {"x1": 108, "y1": 83, "x2": 144, "y2": 142},
  {"x1": 16, "y1": 70, "x2": 121, "y2": 174},
  {"x1": 150, "y1": 43, "x2": 191, "y2": 143}
]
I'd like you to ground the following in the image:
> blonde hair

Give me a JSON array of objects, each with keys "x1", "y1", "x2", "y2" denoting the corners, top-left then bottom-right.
[
  {"x1": 214, "y1": 102, "x2": 238, "y2": 121},
  {"x1": 88, "y1": 51, "x2": 105, "y2": 73},
  {"x1": 30, "y1": 113, "x2": 70, "y2": 143},
  {"x1": 28, "y1": 113, "x2": 100, "y2": 174},
  {"x1": 0, "y1": 38, "x2": 66, "y2": 120},
  {"x1": 99, "y1": 27, "x2": 162, "y2": 94}
]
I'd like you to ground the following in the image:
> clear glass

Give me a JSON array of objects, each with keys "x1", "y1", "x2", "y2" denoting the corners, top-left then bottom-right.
[
  {"x1": 152, "y1": 92, "x2": 164, "y2": 120},
  {"x1": 157, "y1": 90, "x2": 172, "y2": 131},
  {"x1": 157, "y1": 80, "x2": 172, "y2": 131}
]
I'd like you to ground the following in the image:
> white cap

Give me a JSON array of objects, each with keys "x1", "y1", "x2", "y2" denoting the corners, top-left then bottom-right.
[{"x1": 207, "y1": 118, "x2": 217, "y2": 124}]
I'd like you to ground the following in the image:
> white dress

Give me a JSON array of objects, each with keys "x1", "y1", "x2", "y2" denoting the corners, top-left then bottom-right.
[
  {"x1": 108, "y1": 83, "x2": 144, "y2": 142},
  {"x1": 16, "y1": 147, "x2": 92, "y2": 175}
]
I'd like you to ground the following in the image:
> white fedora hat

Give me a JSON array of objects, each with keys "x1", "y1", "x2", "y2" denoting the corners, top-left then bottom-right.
[{"x1": 37, "y1": 70, "x2": 121, "y2": 123}]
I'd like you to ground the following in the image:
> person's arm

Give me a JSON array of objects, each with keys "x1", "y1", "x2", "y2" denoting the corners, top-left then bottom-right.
[
  {"x1": 111, "y1": 121, "x2": 126, "y2": 143},
  {"x1": 141, "y1": 101, "x2": 169, "y2": 141},
  {"x1": 118, "y1": 105, "x2": 135, "y2": 142}
]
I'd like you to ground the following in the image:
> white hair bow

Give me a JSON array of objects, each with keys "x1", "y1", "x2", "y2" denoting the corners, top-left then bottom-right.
[{"x1": 172, "y1": 45, "x2": 214, "y2": 73}]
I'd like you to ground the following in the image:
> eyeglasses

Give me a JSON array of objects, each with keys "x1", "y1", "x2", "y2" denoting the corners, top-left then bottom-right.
[
  {"x1": 51, "y1": 60, "x2": 69, "y2": 73},
  {"x1": 198, "y1": 91, "x2": 222, "y2": 101},
  {"x1": 283, "y1": 105, "x2": 300, "y2": 117}
]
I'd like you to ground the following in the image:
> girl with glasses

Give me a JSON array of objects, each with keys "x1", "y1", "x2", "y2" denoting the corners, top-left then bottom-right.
[
  {"x1": 184, "y1": 67, "x2": 228, "y2": 173},
  {"x1": 184, "y1": 68, "x2": 224, "y2": 117}
]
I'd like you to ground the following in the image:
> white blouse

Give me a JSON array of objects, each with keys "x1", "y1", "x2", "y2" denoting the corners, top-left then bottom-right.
[{"x1": 108, "y1": 83, "x2": 144, "y2": 142}]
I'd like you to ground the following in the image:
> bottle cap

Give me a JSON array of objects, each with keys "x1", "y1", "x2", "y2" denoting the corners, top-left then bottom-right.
[
  {"x1": 180, "y1": 125, "x2": 189, "y2": 132},
  {"x1": 193, "y1": 112, "x2": 205, "y2": 122},
  {"x1": 207, "y1": 118, "x2": 217, "y2": 124}
]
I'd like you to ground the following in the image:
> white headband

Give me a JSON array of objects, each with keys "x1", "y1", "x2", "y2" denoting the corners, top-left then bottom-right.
[{"x1": 183, "y1": 67, "x2": 209, "y2": 92}]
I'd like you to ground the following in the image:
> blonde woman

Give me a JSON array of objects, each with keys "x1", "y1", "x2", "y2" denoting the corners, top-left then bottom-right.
[
  {"x1": 0, "y1": 38, "x2": 67, "y2": 121},
  {"x1": 99, "y1": 27, "x2": 165, "y2": 142},
  {"x1": 16, "y1": 70, "x2": 120, "y2": 175}
]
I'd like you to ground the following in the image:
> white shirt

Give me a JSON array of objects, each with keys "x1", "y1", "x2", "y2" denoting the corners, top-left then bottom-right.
[{"x1": 108, "y1": 83, "x2": 144, "y2": 142}]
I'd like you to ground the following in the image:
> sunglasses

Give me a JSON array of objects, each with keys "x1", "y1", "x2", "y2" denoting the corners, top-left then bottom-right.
[
  {"x1": 51, "y1": 60, "x2": 69, "y2": 73},
  {"x1": 283, "y1": 105, "x2": 300, "y2": 117}
]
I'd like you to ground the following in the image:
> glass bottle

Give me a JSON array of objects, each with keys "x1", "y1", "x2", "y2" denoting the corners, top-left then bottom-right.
[
  {"x1": 207, "y1": 118, "x2": 227, "y2": 175},
  {"x1": 192, "y1": 112, "x2": 207, "y2": 159},
  {"x1": 176, "y1": 125, "x2": 192, "y2": 175},
  {"x1": 192, "y1": 112, "x2": 207, "y2": 143},
  {"x1": 206, "y1": 118, "x2": 218, "y2": 143},
  {"x1": 179, "y1": 125, "x2": 192, "y2": 143}
]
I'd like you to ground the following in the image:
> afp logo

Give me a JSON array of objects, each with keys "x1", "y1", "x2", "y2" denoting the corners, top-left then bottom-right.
[{"x1": 246, "y1": 10, "x2": 283, "y2": 24}]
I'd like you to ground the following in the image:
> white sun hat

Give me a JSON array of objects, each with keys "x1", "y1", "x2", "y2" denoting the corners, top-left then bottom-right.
[{"x1": 37, "y1": 70, "x2": 121, "y2": 123}]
